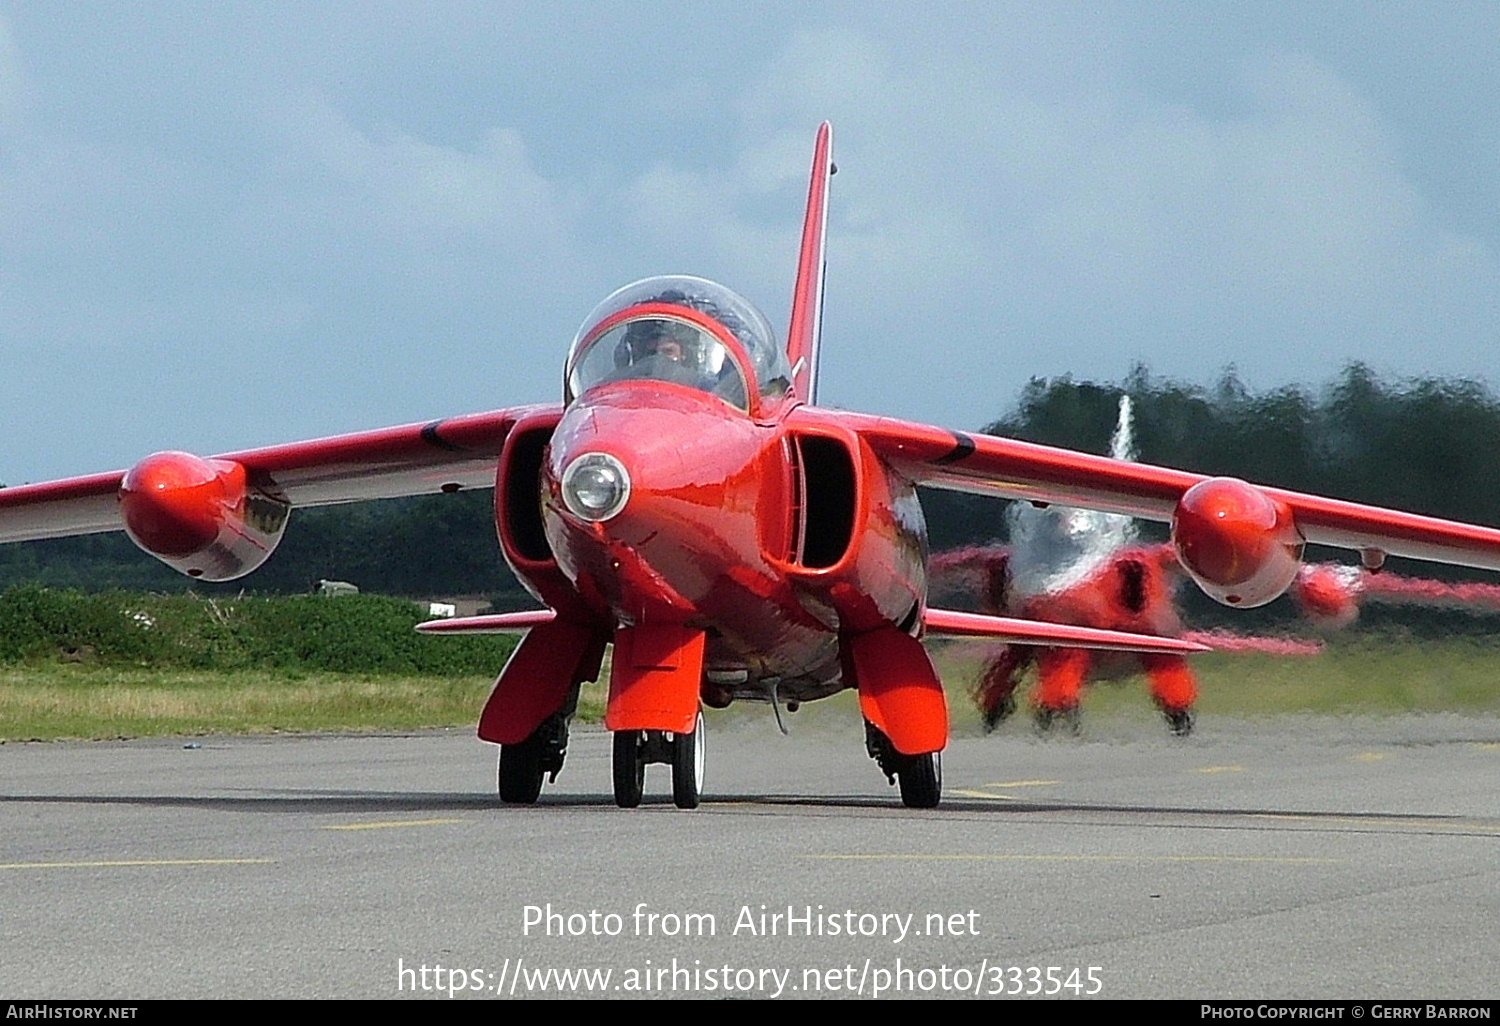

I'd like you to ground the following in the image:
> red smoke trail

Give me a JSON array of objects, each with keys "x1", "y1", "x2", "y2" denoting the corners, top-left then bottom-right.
[{"x1": 1358, "y1": 572, "x2": 1500, "y2": 611}]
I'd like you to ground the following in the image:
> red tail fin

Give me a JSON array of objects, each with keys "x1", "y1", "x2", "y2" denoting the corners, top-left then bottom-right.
[{"x1": 786, "y1": 122, "x2": 833, "y2": 404}]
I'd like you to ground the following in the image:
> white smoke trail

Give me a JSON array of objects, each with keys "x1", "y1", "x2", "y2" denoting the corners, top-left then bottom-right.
[
  {"x1": 1110, "y1": 394, "x2": 1136, "y2": 462},
  {"x1": 1007, "y1": 395, "x2": 1140, "y2": 598}
]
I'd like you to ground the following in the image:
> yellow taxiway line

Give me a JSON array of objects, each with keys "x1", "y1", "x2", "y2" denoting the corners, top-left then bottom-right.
[
  {"x1": 0, "y1": 858, "x2": 275, "y2": 870},
  {"x1": 804, "y1": 854, "x2": 1343, "y2": 864},
  {"x1": 324, "y1": 817, "x2": 469, "y2": 831}
]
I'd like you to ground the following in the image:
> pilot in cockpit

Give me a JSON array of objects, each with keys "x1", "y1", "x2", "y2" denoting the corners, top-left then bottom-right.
[
  {"x1": 623, "y1": 319, "x2": 697, "y2": 365},
  {"x1": 613, "y1": 317, "x2": 747, "y2": 407},
  {"x1": 568, "y1": 276, "x2": 779, "y2": 410}
]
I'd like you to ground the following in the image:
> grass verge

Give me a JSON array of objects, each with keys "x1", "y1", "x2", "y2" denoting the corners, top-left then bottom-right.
[
  {"x1": 4, "y1": 635, "x2": 1499, "y2": 742},
  {"x1": 0, "y1": 666, "x2": 499, "y2": 740},
  {"x1": 938, "y1": 634, "x2": 1500, "y2": 731}
]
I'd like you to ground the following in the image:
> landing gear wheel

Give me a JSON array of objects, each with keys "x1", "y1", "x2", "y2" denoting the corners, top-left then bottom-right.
[
  {"x1": 612, "y1": 730, "x2": 646, "y2": 809},
  {"x1": 982, "y1": 693, "x2": 1017, "y2": 733},
  {"x1": 671, "y1": 712, "x2": 705, "y2": 810},
  {"x1": 897, "y1": 751, "x2": 942, "y2": 809},
  {"x1": 498, "y1": 738, "x2": 544, "y2": 804},
  {"x1": 497, "y1": 713, "x2": 571, "y2": 804},
  {"x1": 1034, "y1": 705, "x2": 1081, "y2": 736},
  {"x1": 1164, "y1": 707, "x2": 1194, "y2": 737},
  {"x1": 865, "y1": 719, "x2": 943, "y2": 809}
]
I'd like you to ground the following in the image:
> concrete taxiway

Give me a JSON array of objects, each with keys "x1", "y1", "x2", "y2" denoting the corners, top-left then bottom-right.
[{"x1": 1, "y1": 708, "x2": 1498, "y2": 999}]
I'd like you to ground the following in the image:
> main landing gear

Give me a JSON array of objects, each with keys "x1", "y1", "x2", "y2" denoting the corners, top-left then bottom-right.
[
  {"x1": 1162, "y1": 705, "x2": 1194, "y2": 737},
  {"x1": 497, "y1": 712, "x2": 571, "y2": 804},
  {"x1": 612, "y1": 712, "x2": 706, "y2": 810},
  {"x1": 865, "y1": 720, "x2": 942, "y2": 809}
]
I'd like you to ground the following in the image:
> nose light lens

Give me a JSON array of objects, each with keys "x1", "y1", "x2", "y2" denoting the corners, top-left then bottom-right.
[{"x1": 561, "y1": 452, "x2": 631, "y2": 522}]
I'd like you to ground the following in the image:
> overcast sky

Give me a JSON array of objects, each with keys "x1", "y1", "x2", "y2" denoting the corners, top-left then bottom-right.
[{"x1": 3, "y1": 2, "x2": 1499, "y2": 482}]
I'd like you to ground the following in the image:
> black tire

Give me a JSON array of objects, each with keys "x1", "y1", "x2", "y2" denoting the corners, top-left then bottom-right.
[
  {"x1": 897, "y1": 751, "x2": 942, "y2": 809},
  {"x1": 498, "y1": 739, "x2": 544, "y2": 804},
  {"x1": 671, "y1": 713, "x2": 705, "y2": 810},
  {"x1": 612, "y1": 730, "x2": 646, "y2": 809},
  {"x1": 1164, "y1": 707, "x2": 1194, "y2": 737}
]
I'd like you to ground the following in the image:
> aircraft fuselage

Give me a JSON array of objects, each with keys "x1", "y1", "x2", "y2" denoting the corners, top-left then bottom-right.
[{"x1": 534, "y1": 381, "x2": 928, "y2": 706}]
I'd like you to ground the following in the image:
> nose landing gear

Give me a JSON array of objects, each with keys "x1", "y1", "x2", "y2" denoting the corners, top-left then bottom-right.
[{"x1": 612, "y1": 712, "x2": 706, "y2": 810}]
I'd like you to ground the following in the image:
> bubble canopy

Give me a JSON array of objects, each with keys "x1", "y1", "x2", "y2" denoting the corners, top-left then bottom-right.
[{"x1": 566, "y1": 276, "x2": 791, "y2": 410}]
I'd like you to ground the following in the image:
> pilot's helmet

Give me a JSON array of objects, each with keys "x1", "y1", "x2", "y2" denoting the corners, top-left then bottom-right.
[
  {"x1": 649, "y1": 287, "x2": 754, "y2": 354},
  {"x1": 616, "y1": 316, "x2": 706, "y2": 371}
]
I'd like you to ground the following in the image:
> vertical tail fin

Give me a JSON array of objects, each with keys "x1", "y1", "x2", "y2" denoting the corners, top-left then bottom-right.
[{"x1": 786, "y1": 122, "x2": 834, "y2": 405}]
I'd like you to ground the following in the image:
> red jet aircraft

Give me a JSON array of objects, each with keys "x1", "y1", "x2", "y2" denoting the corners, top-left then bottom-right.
[
  {"x1": 935, "y1": 541, "x2": 1332, "y2": 737},
  {"x1": 931, "y1": 397, "x2": 1316, "y2": 737},
  {"x1": 931, "y1": 396, "x2": 1201, "y2": 734},
  {"x1": 6, "y1": 124, "x2": 1500, "y2": 809}
]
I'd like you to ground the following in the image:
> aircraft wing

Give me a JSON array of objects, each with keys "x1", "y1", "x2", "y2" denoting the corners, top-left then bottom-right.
[
  {"x1": 415, "y1": 610, "x2": 558, "y2": 634},
  {"x1": 831, "y1": 410, "x2": 1500, "y2": 573},
  {"x1": 923, "y1": 608, "x2": 1208, "y2": 653},
  {"x1": 0, "y1": 405, "x2": 558, "y2": 544},
  {"x1": 412, "y1": 607, "x2": 1209, "y2": 654}
]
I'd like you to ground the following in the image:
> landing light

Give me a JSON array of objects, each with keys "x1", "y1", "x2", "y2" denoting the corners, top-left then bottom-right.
[{"x1": 561, "y1": 452, "x2": 631, "y2": 522}]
